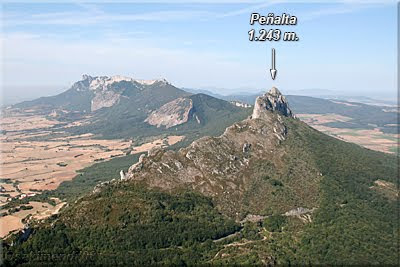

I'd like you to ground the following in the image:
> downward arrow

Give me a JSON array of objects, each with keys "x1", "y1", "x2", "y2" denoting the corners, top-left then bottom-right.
[{"x1": 270, "y1": 48, "x2": 277, "y2": 80}]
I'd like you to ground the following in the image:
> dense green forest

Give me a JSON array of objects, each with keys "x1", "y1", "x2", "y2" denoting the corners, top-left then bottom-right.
[
  {"x1": 4, "y1": 186, "x2": 239, "y2": 265},
  {"x1": 285, "y1": 119, "x2": 398, "y2": 265}
]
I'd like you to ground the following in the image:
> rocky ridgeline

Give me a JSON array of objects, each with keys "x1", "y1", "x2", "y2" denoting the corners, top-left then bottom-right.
[
  {"x1": 79, "y1": 74, "x2": 168, "y2": 91},
  {"x1": 118, "y1": 87, "x2": 317, "y2": 219}
]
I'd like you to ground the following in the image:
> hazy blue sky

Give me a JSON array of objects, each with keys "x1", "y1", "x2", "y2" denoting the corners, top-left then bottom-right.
[{"x1": 1, "y1": 1, "x2": 398, "y2": 101}]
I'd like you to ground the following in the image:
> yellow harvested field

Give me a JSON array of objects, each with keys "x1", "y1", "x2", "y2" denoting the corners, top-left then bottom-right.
[
  {"x1": 0, "y1": 200, "x2": 66, "y2": 238},
  {"x1": 0, "y1": 215, "x2": 23, "y2": 238},
  {"x1": 1, "y1": 136, "x2": 132, "y2": 197}
]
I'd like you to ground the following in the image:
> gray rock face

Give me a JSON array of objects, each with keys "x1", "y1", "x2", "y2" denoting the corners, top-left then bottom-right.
[
  {"x1": 284, "y1": 207, "x2": 314, "y2": 216},
  {"x1": 91, "y1": 90, "x2": 120, "y2": 112},
  {"x1": 242, "y1": 143, "x2": 251, "y2": 153},
  {"x1": 120, "y1": 170, "x2": 126, "y2": 181},
  {"x1": 252, "y1": 87, "x2": 295, "y2": 119},
  {"x1": 93, "y1": 180, "x2": 111, "y2": 193},
  {"x1": 128, "y1": 154, "x2": 146, "y2": 173},
  {"x1": 145, "y1": 97, "x2": 193, "y2": 128}
]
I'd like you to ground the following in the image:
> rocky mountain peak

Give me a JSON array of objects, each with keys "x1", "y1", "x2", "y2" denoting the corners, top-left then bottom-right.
[
  {"x1": 82, "y1": 74, "x2": 93, "y2": 81},
  {"x1": 252, "y1": 87, "x2": 295, "y2": 119},
  {"x1": 269, "y1": 86, "x2": 280, "y2": 96}
]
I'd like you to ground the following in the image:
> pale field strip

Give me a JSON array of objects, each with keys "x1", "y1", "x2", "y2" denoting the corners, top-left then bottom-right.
[
  {"x1": 297, "y1": 113, "x2": 352, "y2": 124},
  {"x1": 329, "y1": 101, "x2": 360, "y2": 107},
  {"x1": 297, "y1": 113, "x2": 398, "y2": 154},
  {"x1": 130, "y1": 135, "x2": 184, "y2": 154}
]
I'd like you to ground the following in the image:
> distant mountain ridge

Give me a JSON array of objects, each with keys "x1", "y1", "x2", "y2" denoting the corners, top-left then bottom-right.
[
  {"x1": 14, "y1": 75, "x2": 185, "y2": 113},
  {"x1": 11, "y1": 75, "x2": 251, "y2": 143}
]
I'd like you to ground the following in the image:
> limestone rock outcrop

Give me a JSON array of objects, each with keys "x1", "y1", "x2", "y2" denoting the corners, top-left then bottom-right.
[
  {"x1": 145, "y1": 97, "x2": 193, "y2": 128},
  {"x1": 252, "y1": 87, "x2": 294, "y2": 119},
  {"x1": 91, "y1": 90, "x2": 121, "y2": 111}
]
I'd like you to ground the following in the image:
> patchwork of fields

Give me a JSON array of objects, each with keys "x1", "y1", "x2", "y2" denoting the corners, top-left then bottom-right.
[
  {"x1": 297, "y1": 113, "x2": 398, "y2": 154},
  {"x1": 0, "y1": 109, "x2": 184, "y2": 237}
]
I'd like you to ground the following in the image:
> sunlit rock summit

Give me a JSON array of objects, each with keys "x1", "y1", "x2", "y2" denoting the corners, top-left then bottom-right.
[{"x1": 252, "y1": 87, "x2": 294, "y2": 119}]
